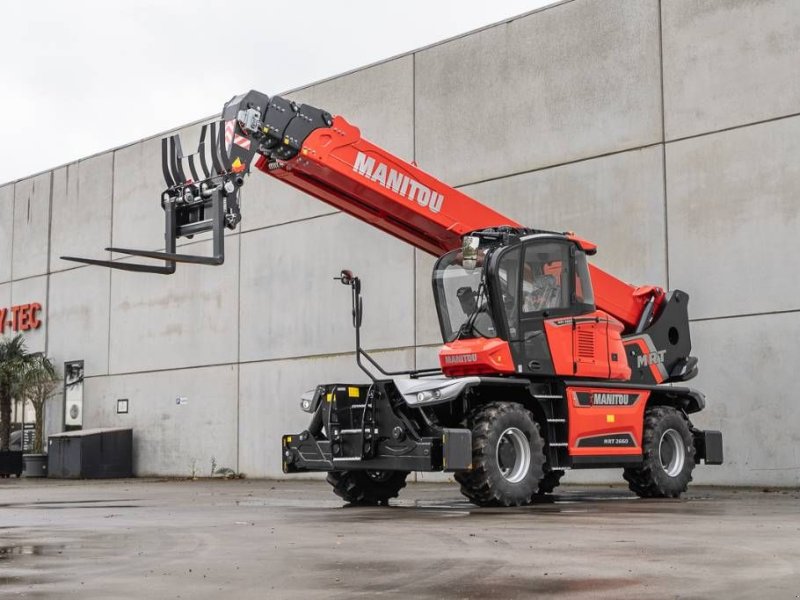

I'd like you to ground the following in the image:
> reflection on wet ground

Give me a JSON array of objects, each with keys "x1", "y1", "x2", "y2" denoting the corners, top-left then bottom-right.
[{"x1": 0, "y1": 543, "x2": 66, "y2": 559}]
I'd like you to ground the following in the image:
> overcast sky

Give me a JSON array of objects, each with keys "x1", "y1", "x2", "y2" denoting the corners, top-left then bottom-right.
[{"x1": 0, "y1": 0, "x2": 553, "y2": 185}]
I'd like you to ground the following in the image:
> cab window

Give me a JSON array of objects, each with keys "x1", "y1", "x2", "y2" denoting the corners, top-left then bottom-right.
[{"x1": 522, "y1": 243, "x2": 571, "y2": 314}]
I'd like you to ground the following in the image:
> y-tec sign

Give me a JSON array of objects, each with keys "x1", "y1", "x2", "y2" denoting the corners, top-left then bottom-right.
[{"x1": 0, "y1": 303, "x2": 43, "y2": 334}]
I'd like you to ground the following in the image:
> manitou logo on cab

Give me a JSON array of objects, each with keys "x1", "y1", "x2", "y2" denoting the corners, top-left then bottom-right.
[
  {"x1": 443, "y1": 353, "x2": 478, "y2": 365},
  {"x1": 353, "y1": 152, "x2": 444, "y2": 214},
  {"x1": 591, "y1": 393, "x2": 634, "y2": 406}
]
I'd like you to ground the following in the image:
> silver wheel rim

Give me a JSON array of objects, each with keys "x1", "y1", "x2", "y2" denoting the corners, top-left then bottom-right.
[
  {"x1": 659, "y1": 429, "x2": 685, "y2": 477},
  {"x1": 496, "y1": 427, "x2": 531, "y2": 483}
]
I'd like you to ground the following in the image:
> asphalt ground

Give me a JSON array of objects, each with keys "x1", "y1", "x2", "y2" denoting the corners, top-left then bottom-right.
[{"x1": 1, "y1": 478, "x2": 799, "y2": 599}]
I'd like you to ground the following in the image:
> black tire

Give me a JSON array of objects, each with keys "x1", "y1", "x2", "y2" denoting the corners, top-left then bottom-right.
[
  {"x1": 455, "y1": 402, "x2": 546, "y2": 507},
  {"x1": 326, "y1": 470, "x2": 408, "y2": 505},
  {"x1": 536, "y1": 466, "x2": 565, "y2": 496},
  {"x1": 623, "y1": 405, "x2": 695, "y2": 498}
]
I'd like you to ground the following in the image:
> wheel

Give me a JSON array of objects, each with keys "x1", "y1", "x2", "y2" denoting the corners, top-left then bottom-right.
[
  {"x1": 536, "y1": 466, "x2": 565, "y2": 496},
  {"x1": 623, "y1": 405, "x2": 695, "y2": 498},
  {"x1": 326, "y1": 470, "x2": 408, "y2": 505},
  {"x1": 455, "y1": 402, "x2": 546, "y2": 507}
]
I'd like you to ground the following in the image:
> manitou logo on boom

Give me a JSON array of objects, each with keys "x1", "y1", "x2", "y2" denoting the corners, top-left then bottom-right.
[
  {"x1": 637, "y1": 350, "x2": 666, "y2": 369},
  {"x1": 353, "y1": 152, "x2": 444, "y2": 214}
]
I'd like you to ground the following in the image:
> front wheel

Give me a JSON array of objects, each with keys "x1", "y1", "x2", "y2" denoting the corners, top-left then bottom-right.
[
  {"x1": 326, "y1": 470, "x2": 408, "y2": 506},
  {"x1": 536, "y1": 466, "x2": 565, "y2": 496},
  {"x1": 456, "y1": 402, "x2": 546, "y2": 507},
  {"x1": 624, "y1": 406, "x2": 696, "y2": 498}
]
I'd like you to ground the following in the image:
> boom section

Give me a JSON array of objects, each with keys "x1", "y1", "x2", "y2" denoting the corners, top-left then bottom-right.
[{"x1": 255, "y1": 113, "x2": 513, "y2": 256}]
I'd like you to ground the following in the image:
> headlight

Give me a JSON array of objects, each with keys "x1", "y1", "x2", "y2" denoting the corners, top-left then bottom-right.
[
  {"x1": 300, "y1": 387, "x2": 323, "y2": 413},
  {"x1": 415, "y1": 389, "x2": 442, "y2": 403}
]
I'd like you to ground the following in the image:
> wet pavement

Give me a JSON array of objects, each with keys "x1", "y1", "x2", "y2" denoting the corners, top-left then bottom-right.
[{"x1": 0, "y1": 478, "x2": 799, "y2": 599}]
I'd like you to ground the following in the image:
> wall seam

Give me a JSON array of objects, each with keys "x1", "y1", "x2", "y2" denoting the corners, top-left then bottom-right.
[
  {"x1": 411, "y1": 53, "x2": 419, "y2": 485},
  {"x1": 236, "y1": 221, "x2": 243, "y2": 472},
  {"x1": 412, "y1": 51, "x2": 418, "y2": 367},
  {"x1": 44, "y1": 170, "x2": 54, "y2": 355},
  {"x1": 78, "y1": 297, "x2": 800, "y2": 382},
  {"x1": 690, "y1": 308, "x2": 800, "y2": 323},
  {"x1": 107, "y1": 153, "x2": 116, "y2": 376},
  {"x1": 455, "y1": 141, "x2": 665, "y2": 189},
  {"x1": 81, "y1": 344, "x2": 438, "y2": 381},
  {"x1": 657, "y1": 0, "x2": 669, "y2": 289},
  {"x1": 9, "y1": 183, "x2": 16, "y2": 285},
  {"x1": 666, "y1": 110, "x2": 800, "y2": 145},
  {"x1": 454, "y1": 110, "x2": 800, "y2": 191}
]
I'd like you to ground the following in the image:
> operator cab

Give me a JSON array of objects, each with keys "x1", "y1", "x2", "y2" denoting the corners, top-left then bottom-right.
[{"x1": 433, "y1": 229, "x2": 629, "y2": 380}]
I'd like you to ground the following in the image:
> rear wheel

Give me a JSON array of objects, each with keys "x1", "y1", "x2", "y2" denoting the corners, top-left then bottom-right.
[
  {"x1": 624, "y1": 405, "x2": 695, "y2": 498},
  {"x1": 456, "y1": 402, "x2": 546, "y2": 507},
  {"x1": 326, "y1": 470, "x2": 408, "y2": 505}
]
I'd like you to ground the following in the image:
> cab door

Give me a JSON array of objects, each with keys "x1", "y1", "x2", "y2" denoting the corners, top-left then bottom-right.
[{"x1": 516, "y1": 241, "x2": 575, "y2": 376}]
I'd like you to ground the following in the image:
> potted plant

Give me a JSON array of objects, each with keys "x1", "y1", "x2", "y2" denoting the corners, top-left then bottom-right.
[
  {"x1": 18, "y1": 353, "x2": 59, "y2": 477},
  {"x1": 0, "y1": 335, "x2": 32, "y2": 478}
]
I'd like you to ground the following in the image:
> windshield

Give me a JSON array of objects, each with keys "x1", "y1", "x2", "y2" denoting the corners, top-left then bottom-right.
[{"x1": 433, "y1": 249, "x2": 497, "y2": 342}]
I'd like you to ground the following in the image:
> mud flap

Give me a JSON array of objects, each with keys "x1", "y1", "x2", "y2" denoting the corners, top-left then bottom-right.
[
  {"x1": 443, "y1": 428, "x2": 472, "y2": 472},
  {"x1": 694, "y1": 430, "x2": 723, "y2": 465}
]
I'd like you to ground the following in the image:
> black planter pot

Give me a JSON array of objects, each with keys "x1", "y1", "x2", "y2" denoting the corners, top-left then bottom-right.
[
  {"x1": 22, "y1": 453, "x2": 48, "y2": 478},
  {"x1": 0, "y1": 450, "x2": 23, "y2": 478}
]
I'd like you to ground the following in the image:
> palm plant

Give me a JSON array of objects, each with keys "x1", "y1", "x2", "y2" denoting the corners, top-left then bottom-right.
[
  {"x1": 18, "y1": 353, "x2": 59, "y2": 454},
  {"x1": 0, "y1": 335, "x2": 33, "y2": 451}
]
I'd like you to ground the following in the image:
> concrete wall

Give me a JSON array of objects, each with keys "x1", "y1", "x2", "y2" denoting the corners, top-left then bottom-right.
[{"x1": 1, "y1": 0, "x2": 798, "y2": 485}]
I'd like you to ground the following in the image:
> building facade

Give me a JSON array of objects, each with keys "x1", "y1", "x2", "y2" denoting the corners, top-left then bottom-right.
[{"x1": 1, "y1": 0, "x2": 798, "y2": 484}]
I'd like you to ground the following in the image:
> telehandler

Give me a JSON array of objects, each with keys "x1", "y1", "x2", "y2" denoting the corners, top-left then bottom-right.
[{"x1": 65, "y1": 90, "x2": 722, "y2": 506}]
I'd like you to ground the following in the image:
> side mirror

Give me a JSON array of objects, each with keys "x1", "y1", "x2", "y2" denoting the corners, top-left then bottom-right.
[
  {"x1": 336, "y1": 269, "x2": 354, "y2": 285},
  {"x1": 462, "y1": 236, "x2": 480, "y2": 271}
]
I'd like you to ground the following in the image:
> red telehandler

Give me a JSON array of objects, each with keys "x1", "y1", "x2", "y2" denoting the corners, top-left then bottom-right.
[{"x1": 64, "y1": 90, "x2": 722, "y2": 506}]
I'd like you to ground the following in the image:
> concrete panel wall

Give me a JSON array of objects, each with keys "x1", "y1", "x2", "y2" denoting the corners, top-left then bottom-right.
[
  {"x1": 689, "y1": 312, "x2": 800, "y2": 487},
  {"x1": 111, "y1": 136, "x2": 172, "y2": 253},
  {"x1": 415, "y1": 0, "x2": 662, "y2": 186},
  {"x1": 47, "y1": 266, "x2": 110, "y2": 377},
  {"x1": 662, "y1": 0, "x2": 800, "y2": 140},
  {"x1": 0, "y1": 283, "x2": 11, "y2": 340},
  {"x1": 239, "y1": 212, "x2": 414, "y2": 362},
  {"x1": 12, "y1": 173, "x2": 51, "y2": 280},
  {"x1": 108, "y1": 237, "x2": 240, "y2": 374},
  {"x1": 49, "y1": 154, "x2": 113, "y2": 273},
  {"x1": 83, "y1": 364, "x2": 238, "y2": 476},
  {"x1": 666, "y1": 116, "x2": 800, "y2": 320},
  {"x1": 2, "y1": 0, "x2": 799, "y2": 484}
]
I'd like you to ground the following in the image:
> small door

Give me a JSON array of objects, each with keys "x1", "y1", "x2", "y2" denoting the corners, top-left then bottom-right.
[{"x1": 572, "y1": 318, "x2": 610, "y2": 379}]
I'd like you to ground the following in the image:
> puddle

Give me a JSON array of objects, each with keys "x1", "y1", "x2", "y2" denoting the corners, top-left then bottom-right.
[
  {"x1": 0, "y1": 543, "x2": 67, "y2": 589},
  {"x1": 0, "y1": 543, "x2": 67, "y2": 560},
  {"x1": 0, "y1": 502, "x2": 142, "y2": 510}
]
